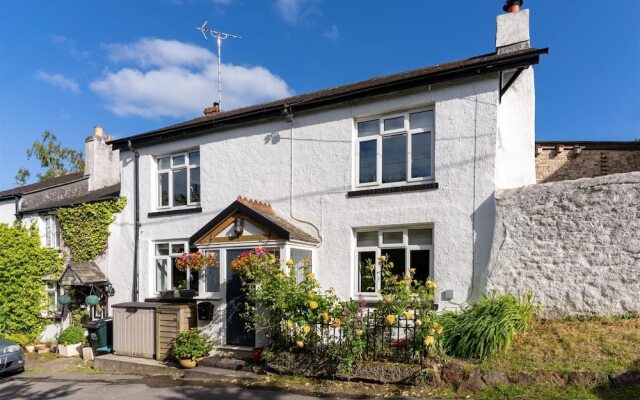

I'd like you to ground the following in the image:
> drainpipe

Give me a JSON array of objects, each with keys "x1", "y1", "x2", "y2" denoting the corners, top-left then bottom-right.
[{"x1": 127, "y1": 140, "x2": 140, "y2": 302}]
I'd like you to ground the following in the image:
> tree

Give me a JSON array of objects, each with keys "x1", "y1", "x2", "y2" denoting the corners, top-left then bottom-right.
[{"x1": 14, "y1": 130, "x2": 84, "y2": 185}]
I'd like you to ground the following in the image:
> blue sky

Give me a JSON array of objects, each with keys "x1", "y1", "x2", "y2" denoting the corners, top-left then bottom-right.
[{"x1": 0, "y1": 0, "x2": 638, "y2": 190}]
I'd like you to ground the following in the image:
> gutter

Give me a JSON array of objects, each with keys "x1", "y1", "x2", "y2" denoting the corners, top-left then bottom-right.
[
  {"x1": 110, "y1": 48, "x2": 548, "y2": 150},
  {"x1": 127, "y1": 140, "x2": 140, "y2": 302}
]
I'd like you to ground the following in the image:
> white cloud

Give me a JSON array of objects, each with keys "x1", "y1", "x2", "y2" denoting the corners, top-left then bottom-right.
[
  {"x1": 35, "y1": 71, "x2": 80, "y2": 93},
  {"x1": 91, "y1": 38, "x2": 293, "y2": 119},
  {"x1": 323, "y1": 24, "x2": 339, "y2": 42},
  {"x1": 51, "y1": 35, "x2": 90, "y2": 59},
  {"x1": 105, "y1": 38, "x2": 214, "y2": 68},
  {"x1": 276, "y1": 0, "x2": 320, "y2": 25}
]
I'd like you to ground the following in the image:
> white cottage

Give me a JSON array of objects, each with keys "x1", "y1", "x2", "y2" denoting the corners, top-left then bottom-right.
[{"x1": 106, "y1": 8, "x2": 547, "y2": 347}]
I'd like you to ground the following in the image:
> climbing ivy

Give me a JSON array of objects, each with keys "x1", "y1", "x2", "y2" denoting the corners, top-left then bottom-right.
[
  {"x1": 0, "y1": 223, "x2": 64, "y2": 337},
  {"x1": 56, "y1": 198, "x2": 127, "y2": 263}
]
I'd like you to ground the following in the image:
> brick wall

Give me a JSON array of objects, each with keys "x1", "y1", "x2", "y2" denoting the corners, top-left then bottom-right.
[{"x1": 535, "y1": 142, "x2": 640, "y2": 183}]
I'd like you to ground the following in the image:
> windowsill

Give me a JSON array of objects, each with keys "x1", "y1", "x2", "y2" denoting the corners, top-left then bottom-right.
[
  {"x1": 148, "y1": 206, "x2": 202, "y2": 218},
  {"x1": 347, "y1": 182, "x2": 439, "y2": 198}
]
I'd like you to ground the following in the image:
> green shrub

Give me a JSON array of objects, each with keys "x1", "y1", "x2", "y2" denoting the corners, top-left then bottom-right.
[
  {"x1": 71, "y1": 310, "x2": 90, "y2": 327},
  {"x1": 172, "y1": 328, "x2": 213, "y2": 361},
  {"x1": 0, "y1": 223, "x2": 64, "y2": 337},
  {"x1": 438, "y1": 292, "x2": 537, "y2": 360},
  {"x1": 4, "y1": 333, "x2": 34, "y2": 346},
  {"x1": 58, "y1": 326, "x2": 85, "y2": 345}
]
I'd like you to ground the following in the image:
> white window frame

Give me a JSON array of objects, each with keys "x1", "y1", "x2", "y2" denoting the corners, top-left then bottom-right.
[
  {"x1": 155, "y1": 150, "x2": 201, "y2": 210},
  {"x1": 355, "y1": 108, "x2": 435, "y2": 188},
  {"x1": 200, "y1": 249, "x2": 223, "y2": 299},
  {"x1": 43, "y1": 214, "x2": 61, "y2": 249},
  {"x1": 44, "y1": 280, "x2": 59, "y2": 314},
  {"x1": 354, "y1": 227, "x2": 434, "y2": 297},
  {"x1": 153, "y1": 240, "x2": 201, "y2": 293}
]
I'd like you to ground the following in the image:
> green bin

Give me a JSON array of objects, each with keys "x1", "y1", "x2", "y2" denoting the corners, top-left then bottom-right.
[{"x1": 85, "y1": 318, "x2": 113, "y2": 353}]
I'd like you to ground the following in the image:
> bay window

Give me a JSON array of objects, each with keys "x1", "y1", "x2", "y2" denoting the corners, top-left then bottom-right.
[
  {"x1": 356, "y1": 109, "x2": 434, "y2": 187},
  {"x1": 156, "y1": 150, "x2": 200, "y2": 209},
  {"x1": 355, "y1": 227, "x2": 433, "y2": 295}
]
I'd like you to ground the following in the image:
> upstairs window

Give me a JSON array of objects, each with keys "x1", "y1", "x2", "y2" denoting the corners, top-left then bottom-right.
[
  {"x1": 43, "y1": 215, "x2": 61, "y2": 249},
  {"x1": 156, "y1": 150, "x2": 200, "y2": 209},
  {"x1": 356, "y1": 109, "x2": 434, "y2": 187}
]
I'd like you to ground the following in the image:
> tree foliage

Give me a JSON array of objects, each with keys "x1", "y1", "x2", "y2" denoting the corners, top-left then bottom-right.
[
  {"x1": 56, "y1": 198, "x2": 127, "y2": 263},
  {"x1": 14, "y1": 130, "x2": 84, "y2": 185},
  {"x1": 0, "y1": 223, "x2": 63, "y2": 337}
]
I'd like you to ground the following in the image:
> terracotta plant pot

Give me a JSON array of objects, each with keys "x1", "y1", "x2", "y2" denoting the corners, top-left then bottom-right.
[
  {"x1": 179, "y1": 359, "x2": 197, "y2": 369},
  {"x1": 502, "y1": 0, "x2": 523, "y2": 13},
  {"x1": 252, "y1": 347, "x2": 264, "y2": 364}
]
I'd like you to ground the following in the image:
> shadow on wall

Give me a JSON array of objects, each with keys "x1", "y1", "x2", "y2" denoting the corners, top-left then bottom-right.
[
  {"x1": 537, "y1": 148, "x2": 640, "y2": 184},
  {"x1": 467, "y1": 192, "x2": 496, "y2": 302}
]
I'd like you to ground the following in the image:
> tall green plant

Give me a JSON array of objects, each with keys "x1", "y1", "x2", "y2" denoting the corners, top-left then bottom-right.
[
  {"x1": 438, "y1": 292, "x2": 538, "y2": 360},
  {"x1": 56, "y1": 198, "x2": 126, "y2": 262},
  {"x1": 0, "y1": 223, "x2": 63, "y2": 337}
]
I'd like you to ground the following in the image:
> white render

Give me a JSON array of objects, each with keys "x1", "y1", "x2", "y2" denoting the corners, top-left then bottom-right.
[
  {"x1": 496, "y1": 9, "x2": 530, "y2": 49},
  {"x1": 0, "y1": 199, "x2": 16, "y2": 224},
  {"x1": 107, "y1": 74, "x2": 515, "y2": 345}
]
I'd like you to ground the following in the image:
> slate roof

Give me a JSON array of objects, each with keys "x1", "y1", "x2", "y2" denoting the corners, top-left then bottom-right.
[
  {"x1": 190, "y1": 196, "x2": 320, "y2": 245},
  {"x1": 59, "y1": 262, "x2": 109, "y2": 285},
  {"x1": 0, "y1": 172, "x2": 86, "y2": 200},
  {"x1": 111, "y1": 47, "x2": 548, "y2": 149},
  {"x1": 20, "y1": 183, "x2": 121, "y2": 213}
]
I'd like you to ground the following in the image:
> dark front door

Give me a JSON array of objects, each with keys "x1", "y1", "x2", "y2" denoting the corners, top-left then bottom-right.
[{"x1": 226, "y1": 249, "x2": 255, "y2": 347}]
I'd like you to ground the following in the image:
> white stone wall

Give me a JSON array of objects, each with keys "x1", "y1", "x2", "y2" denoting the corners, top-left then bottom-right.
[
  {"x1": 487, "y1": 172, "x2": 640, "y2": 317},
  {"x1": 110, "y1": 76, "x2": 501, "y2": 317}
]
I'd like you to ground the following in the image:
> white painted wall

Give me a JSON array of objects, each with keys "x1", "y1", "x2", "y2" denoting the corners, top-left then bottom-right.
[
  {"x1": 0, "y1": 199, "x2": 17, "y2": 224},
  {"x1": 109, "y1": 76, "x2": 501, "y2": 327}
]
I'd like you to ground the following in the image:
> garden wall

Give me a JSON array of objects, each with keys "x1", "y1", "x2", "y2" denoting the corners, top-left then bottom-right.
[{"x1": 486, "y1": 172, "x2": 640, "y2": 317}]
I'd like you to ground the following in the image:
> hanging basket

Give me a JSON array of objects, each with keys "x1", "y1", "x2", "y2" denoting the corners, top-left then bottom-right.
[
  {"x1": 85, "y1": 295, "x2": 99, "y2": 306},
  {"x1": 58, "y1": 294, "x2": 72, "y2": 305}
]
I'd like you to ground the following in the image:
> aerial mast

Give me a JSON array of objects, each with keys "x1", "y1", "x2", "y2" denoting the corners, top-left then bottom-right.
[{"x1": 197, "y1": 21, "x2": 242, "y2": 110}]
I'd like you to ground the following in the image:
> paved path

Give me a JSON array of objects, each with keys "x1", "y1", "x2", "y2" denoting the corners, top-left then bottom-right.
[{"x1": 0, "y1": 374, "x2": 340, "y2": 400}]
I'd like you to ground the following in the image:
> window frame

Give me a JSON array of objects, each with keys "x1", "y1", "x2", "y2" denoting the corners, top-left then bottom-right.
[
  {"x1": 200, "y1": 249, "x2": 223, "y2": 299},
  {"x1": 354, "y1": 227, "x2": 434, "y2": 298},
  {"x1": 43, "y1": 214, "x2": 61, "y2": 250},
  {"x1": 153, "y1": 240, "x2": 200, "y2": 293},
  {"x1": 155, "y1": 150, "x2": 201, "y2": 210},
  {"x1": 44, "y1": 280, "x2": 59, "y2": 315},
  {"x1": 355, "y1": 108, "x2": 435, "y2": 188}
]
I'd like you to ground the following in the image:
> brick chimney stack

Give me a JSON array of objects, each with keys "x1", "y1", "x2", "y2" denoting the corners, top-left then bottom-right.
[{"x1": 203, "y1": 102, "x2": 221, "y2": 116}]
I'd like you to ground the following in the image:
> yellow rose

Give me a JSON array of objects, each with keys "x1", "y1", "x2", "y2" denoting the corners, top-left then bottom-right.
[
  {"x1": 378, "y1": 255, "x2": 387, "y2": 262},
  {"x1": 296, "y1": 340, "x2": 305, "y2": 348},
  {"x1": 403, "y1": 310, "x2": 414, "y2": 320},
  {"x1": 426, "y1": 280, "x2": 437, "y2": 292},
  {"x1": 306, "y1": 273, "x2": 315, "y2": 280},
  {"x1": 286, "y1": 259, "x2": 294, "y2": 267},
  {"x1": 424, "y1": 336, "x2": 435, "y2": 347},
  {"x1": 383, "y1": 295, "x2": 392, "y2": 303},
  {"x1": 321, "y1": 312, "x2": 329, "y2": 323},
  {"x1": 424, "y1": 317, "x2": 432, "y2": 324},
  {"x1": 385, "y1": 314, "x2": 396, "y2": 326},
  {"x1": 429, "y1": 328, "x2": 436, "y2": 335},
  {"x1": 436, "y1": 325, "x2": 444, "y2": 335},
  {"x1": 303, "y1": 325, "x2": 311, "y2": 334},
  {"x1": 286, "y1": 320, "x2": 294, "y2": 329},
  {"x1": 415, "y1": 319, "x2": 423, "y2": 327},
  {"x1": 309, "y1": 301, "x2": 318, "y2": 310},
  {"x1": 307, "y1": 292, "x2": 315, "y2": 299},
  {"x1": 409, "y1": 268, "x2": 416, "y2": 274},
  {"x1": 316, "y1": 281, "x2": 321, "y2": 287},
  {"x1": 332, "y1": 318, "x2": 342, "y2": 328},
  {"x1": 354, "y1": 329, "x2": 363, "y2": 336}
]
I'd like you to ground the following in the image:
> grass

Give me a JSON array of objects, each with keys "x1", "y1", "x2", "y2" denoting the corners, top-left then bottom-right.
[
  {"x1": 475, "y1": 383, "x2": 640, "y2": 400},
  {"x1": 477, "y1": 316, "x2": 640, "y2": 374}
]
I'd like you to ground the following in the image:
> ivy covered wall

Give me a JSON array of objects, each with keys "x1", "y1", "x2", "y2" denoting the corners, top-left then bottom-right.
[{"x1": 0, "y1": 223, "x2": 63, "y2": 336}]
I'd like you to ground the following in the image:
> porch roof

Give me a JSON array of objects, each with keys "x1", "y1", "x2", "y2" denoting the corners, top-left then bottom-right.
[
  {"x1": 190, "y1": 196, "x2": 320, "y2": 246},
  {"x1": 58, "y1": 261, "x2": 109, "y2": 286}
]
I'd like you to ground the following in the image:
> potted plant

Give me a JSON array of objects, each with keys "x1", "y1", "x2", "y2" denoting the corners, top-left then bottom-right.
[
  {"x1": 58, "y1": 326, "x2": 85, "y2": 357},
  {"x1": 172, "y1": 328, "x2": 213, "y2": 369}
]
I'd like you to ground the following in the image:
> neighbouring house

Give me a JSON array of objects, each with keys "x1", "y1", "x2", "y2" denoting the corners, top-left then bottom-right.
[
  {"x1": 535, "y1": 140, "x2": 640, "y2": 183},
  {"x1": 0, "y1": 127, "x2": 121, "y2": 339},
  {"x1": 103, "y1": 7, "x2": 547, "y2": 348}
]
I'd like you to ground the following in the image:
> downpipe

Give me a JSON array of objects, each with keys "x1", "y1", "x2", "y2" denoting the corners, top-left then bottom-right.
[{"x1": 128, "y1": 140, "x2": 140, "y2": 302}]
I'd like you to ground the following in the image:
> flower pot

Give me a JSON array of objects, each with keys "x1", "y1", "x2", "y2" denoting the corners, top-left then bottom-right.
[
  {"x1": 25, "y1": 345, "x2": 35, "y2": 353},
  {"x1": 502, "y1": 0, "x2": 523, "y2": 13},
  {"x1": 179, "y1": 359, "x2": 197, "y2": 369},
  {"x1": 252, "y1": 347, "x2": 264, "y2": 364},
  {"x1": 82, "y1": 346, "x2": 95, "y2": 361},
  {"x1": 59, "y1": 343, "x2": 82, "y2": 358}
]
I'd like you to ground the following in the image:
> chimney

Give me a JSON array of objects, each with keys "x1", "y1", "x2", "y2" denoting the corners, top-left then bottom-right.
[
  {"x1": 203, "y1": 102, "x2": 221, "y2": 116},
  {"x1": 496, "y1": 1, "x2": 530, "y2": 54},
  {"x1": 84, "y1": 125, "x2": 120, "y2": 191}
]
